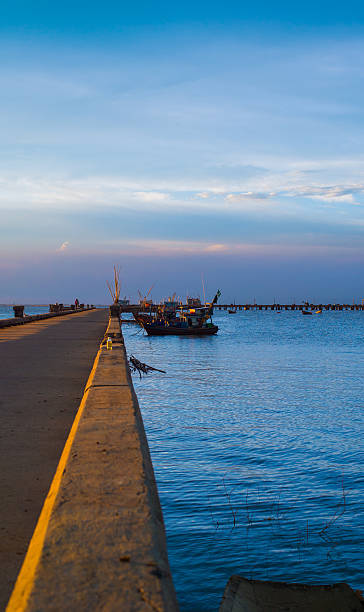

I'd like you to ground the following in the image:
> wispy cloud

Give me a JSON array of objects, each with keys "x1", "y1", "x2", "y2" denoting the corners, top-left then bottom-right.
[
  {"x1": 286, "y1": 184, "x2": 364, "y2": 204},
  {"x1": 205, "y1": 243, "x2": 227, "y2": 252},
  {"x1": 58, "y1": 238, "x2": 364, "y2": 258},
  {"x1": 131, "y1": 191, "x2": 169, "y2": 203},
  {"x1": 1, "y1": 173, "x2": 364, "y2": 212},
  {"x1": 58, "y1": 241, "x2": 70, "y2": 251},
  {"x1": 226, "y1": 183, "x2": 364, "y2": 205},
  {"x1": 196, "y1": 192, "x2": 211, "y2": 199},
  {"x1": 226, "y1": 191, "x2": 276, "y2": 202}
]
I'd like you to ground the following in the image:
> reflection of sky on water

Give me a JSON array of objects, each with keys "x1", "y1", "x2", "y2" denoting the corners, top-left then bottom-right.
[
  {"x1": 124, "y1": 311, "x2": 364, "y2": 611},
  {"x1": 0, "y1": 305, "x2": 49, "y2": 320}
]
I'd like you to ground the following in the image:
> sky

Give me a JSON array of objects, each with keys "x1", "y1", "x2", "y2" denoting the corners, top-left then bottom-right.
[{"x1": 1, "y1": 1, "x2": 364, "y2": 303}]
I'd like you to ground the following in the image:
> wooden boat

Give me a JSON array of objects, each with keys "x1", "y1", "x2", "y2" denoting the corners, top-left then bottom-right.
[
  {"x1": 302, "y1": 309, "x2": 313, "y2": 315},
  {"x1": 140, "y1": 290, "x2": 221, "y2": 336},
  {"x1": 143, "y1": 321, "x2": 218, "y2": 336},
  {"x1": 228, "y1": 300, "x2": 237, "y2": 313},
  {"x1": 134, "y1": 312, "x2": 153, "y2": 325}
]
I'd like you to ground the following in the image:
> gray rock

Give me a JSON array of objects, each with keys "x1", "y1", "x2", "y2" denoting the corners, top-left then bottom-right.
[{"x1": 219, "y1": 575, "x2": 364, "y2": 612}]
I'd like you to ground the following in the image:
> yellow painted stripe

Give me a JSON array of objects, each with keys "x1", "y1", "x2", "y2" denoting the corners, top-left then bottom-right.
[{"x1": 6, "y1": 348, "x2": 102, "y2": 612}]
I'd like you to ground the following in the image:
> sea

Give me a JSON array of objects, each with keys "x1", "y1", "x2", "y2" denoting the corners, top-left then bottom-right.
[
  {"x1": 0, "y1": 305, "x2": 49, "y2": 320},
  {"x1": 122, "y1": 309, "x2": 364, "y2": 611}
]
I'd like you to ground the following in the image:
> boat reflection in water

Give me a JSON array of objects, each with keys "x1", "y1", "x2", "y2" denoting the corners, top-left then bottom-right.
[{"x1": 137, "y1": 290, "x2": 221, "y2": 336}]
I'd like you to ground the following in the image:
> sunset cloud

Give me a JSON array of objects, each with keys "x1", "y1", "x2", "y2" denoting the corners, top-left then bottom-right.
[
  {"x1": 204, "y1": 243, "x2": 227, "y2": 252},
  {"x1": 58, "y1": 241, "x2": 70, "y2": 251}
]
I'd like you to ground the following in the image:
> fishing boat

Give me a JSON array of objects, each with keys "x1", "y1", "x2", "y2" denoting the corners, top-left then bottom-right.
[
  {"x1": 134, "y1": 295, "x2": 179, "y2": 326},
  {"x1": 140, "y1": 290, "x2": 221, "y2": 336},
  {"x1": 134, "y1": 311, "x2": 154, "y2": 325},
  {"x1": 187, "y1": 297, "x2": 202, "y2": 307},
  {"x1": 228, "y1": 300, "x2": 237, "y2": 314}
]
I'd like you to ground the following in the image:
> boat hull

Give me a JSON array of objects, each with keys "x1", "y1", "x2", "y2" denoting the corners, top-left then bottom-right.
[
  {"x1": 134, "y1": 313, "x2": 153, "y2": 325},
  {"x1": 144, "y1": 324, "x2": 219, "y2": 336}
]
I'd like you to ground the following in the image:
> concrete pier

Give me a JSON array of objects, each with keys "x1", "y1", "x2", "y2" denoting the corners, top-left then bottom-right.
[
  {"x1": 3, "y1": 312, "x2": 178, "y2": 611},
  {"x1": 0, "y1": 309, "x2": 109, "y2": 609}
]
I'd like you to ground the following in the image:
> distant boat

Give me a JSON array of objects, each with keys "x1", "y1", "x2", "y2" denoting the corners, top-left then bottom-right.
[
  {"x1": 228, "y1": 300, "x2": 237, "y2": 313},
  {"x1": 302, "y1": 310, "x2": 313, "y2": 315},
  {"x1": 315, "y1": 309, "x2": 322, "y2": 314}
]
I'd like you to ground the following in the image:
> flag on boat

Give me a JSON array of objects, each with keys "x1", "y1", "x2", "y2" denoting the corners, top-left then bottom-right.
[{"x1": 212, "y1": 289, "x2": 221, "y2": 304}]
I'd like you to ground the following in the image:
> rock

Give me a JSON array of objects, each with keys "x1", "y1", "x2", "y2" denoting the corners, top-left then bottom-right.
[{"x1": 219, "y1": 575, "x2": 364, "y2": 612}]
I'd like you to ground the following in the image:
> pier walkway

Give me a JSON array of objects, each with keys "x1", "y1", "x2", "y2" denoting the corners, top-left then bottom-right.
[{"x1": 0, "y1": 308, "x2": 108, "y2": 609}]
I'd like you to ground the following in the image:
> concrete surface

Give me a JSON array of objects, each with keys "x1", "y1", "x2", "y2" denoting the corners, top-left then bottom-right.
[
  {"x1": 6, "y1": 316, "x2": 178, "y2": 611},
  {"x1": 0, "y1": 309, "x2": 108, "y2": 609},
  {"x1": 219, "y1": 575, "x2": 364, "y2": 612}
]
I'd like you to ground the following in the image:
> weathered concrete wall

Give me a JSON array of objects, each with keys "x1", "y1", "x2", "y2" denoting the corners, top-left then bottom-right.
[
  {"x1": 0, "y1": 307, "x2": 95, "y2": 329},
  {"x1": 7, "y1": 316, "x2": 178, "y2": 611}
]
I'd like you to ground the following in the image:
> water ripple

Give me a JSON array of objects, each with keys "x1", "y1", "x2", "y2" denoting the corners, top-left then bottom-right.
[{"x1": 124, "y1": 311, "x2": 364, "y2": 612}]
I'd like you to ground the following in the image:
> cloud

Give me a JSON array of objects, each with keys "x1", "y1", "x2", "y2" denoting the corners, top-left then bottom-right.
[
  {"x1": 132, "y1": 191, "x2": 169, "y2": 203},
  {"x1": 293, "y1": 185, "x2": 363, "y2": 203},
  {"x1": 63, "y1": 238, "x2": 364, "y2": 259},
  {"x1": 204, "y1": 243, "x2": 227, "y2": 252},
  {"x1": 225, "y1": 184, "x2": 364, "y2": 205},
  {"x1": 226, "y1": 191, "x2": 276, "y2": 202},
  {"x1": 283, "y1": 184, "x2": 364, "y2": 204},
  {"x1": 0, "y1": 169, "x2": 364, "y2": 217},
  {"x1": 58, "y1": 241, "x2": 70, "y2": 251},
  {"x1": 81, "y1": 238, "x2": 231, "y2": 255}
]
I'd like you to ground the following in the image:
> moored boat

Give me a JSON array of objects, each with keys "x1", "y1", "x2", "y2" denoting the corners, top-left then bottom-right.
[
  {"x1": 140, "y1": 290, "x2": 221, "y2": 336},
  {"x1": 143, "y1": 321, "x2": 219, "y2": 336},
  {"x1": 134, "y1": 311, "x2": 154, "y2": 325}
]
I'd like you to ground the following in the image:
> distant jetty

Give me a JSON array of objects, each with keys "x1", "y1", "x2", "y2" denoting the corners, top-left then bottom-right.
[
  {"x1": 216, "y1": 302, "x2": 364, "y2": 311},
  {"x1": 119, "y1": 302, "x2": 364, "y2": 313},
  {"x1": 0, "y1": 304, "x2": 95, "y2": 329}
]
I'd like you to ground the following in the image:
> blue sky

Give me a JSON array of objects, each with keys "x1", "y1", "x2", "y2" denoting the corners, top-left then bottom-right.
[{"x1": 1, "y1": 1, "x2": 364, "y2": 303}]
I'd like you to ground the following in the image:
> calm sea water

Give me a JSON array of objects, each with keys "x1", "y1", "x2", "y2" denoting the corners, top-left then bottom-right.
[
  {"x1": 0, "y1": 305, "x2": 49, "y2": 320},
  {"x1": 123, "y1": 310, "x2": 364, "y2": 611}
]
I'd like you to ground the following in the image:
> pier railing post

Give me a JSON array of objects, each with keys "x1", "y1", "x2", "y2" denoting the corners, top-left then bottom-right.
[{"x1": 13, "y1": 305, "x2": 24, "y2": 318}]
